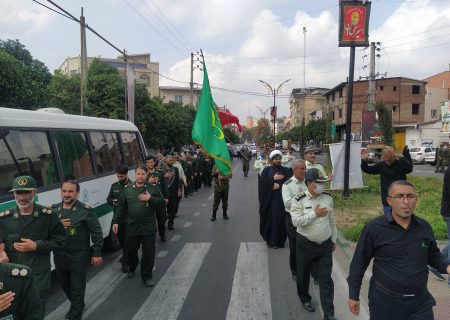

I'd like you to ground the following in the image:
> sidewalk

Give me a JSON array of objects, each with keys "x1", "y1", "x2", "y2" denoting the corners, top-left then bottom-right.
[{"x1": 336, "y1": 234, "x2": 450, "y2": 320}]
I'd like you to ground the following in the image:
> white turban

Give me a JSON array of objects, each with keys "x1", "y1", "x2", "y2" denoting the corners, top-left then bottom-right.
[{"x1": 269, "y1": 150, "x2": 282, "y2": 159}]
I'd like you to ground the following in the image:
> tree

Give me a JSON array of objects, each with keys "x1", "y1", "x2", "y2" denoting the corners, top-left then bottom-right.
[
  {"x1": 254, "y1": 118, "x2": 272, "y2": 144},
  {"x1": 86, "y1": 59, "x2": 125, "y2": 119},
  {"x1": 240, "y1": 127, "x2": 255, "y2": 143},
  {"x1": 374, "y1": 101, "x2": 394, "y2": 146},
  {"x1": 46, "y1": 71, "x2": 80, "y2": 114},
  {"x1": 0, "y1": 39, "x2": 51, "y2": 109},
  {"x1": 224, "y1": 127, "x2": 239, "y2": 144}
]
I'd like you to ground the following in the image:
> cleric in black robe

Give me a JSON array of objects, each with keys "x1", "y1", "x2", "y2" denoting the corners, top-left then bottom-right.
[{"x1": 259, "y1": 150, "x2": 292, "y2": 248}]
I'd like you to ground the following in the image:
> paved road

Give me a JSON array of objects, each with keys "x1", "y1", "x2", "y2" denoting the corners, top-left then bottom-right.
[{"x1": 45, "y1": 158, "x2": 368, "y2": 320}]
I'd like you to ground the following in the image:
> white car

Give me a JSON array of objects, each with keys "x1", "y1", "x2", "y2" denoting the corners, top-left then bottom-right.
[
  {"x1": 424, "y1": 148, "x2": 437, "y2": 165},
  {"x1": 409, "y1": 147, "x2": 434, "y2": 164}
]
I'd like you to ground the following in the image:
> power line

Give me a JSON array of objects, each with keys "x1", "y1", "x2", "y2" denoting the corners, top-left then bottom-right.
[{"x1": 31, "y1": 0, "x2": 74, "y2": 20}]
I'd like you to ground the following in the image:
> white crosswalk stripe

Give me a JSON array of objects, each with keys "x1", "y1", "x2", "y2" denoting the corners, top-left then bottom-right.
[
  {"x1": 131, "y1": 242, "x2": 212, "y2": 320},
  {"x1": 226, "y1": 242, "x2": 272, "y2": 320}
]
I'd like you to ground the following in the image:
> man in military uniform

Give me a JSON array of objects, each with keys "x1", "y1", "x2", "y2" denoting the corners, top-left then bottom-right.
[
  {"x1": 210, "y1": 165, "x2": 232, "y2": 221},
  {"x1": 145, "y1": 155, "x2": 169, "y2": 242},
  {"x1": 107, "y1": 165, "x2": 132, "y2": 272},
  {"x1": 0, "y1": 176, "x2": 66, "y2": 319},
  {"x1": 290, "y1": 168, "x2": 338, "y2": 320},
  {"x1": 192, "y1": 153, "x2": 203, "y2": 191},
  {"x1": 163, "y1": 155, "x2": 181, "y2": 230},
  {"x1": 112, "y1": 166, "x2": 163, "y2": 287},
  {"x1": 52, "y1": 180, "x2": 103, "y2": 320},
  {"x1": 202, "y1": 155, "x2": 214, "y2": 187},
  {"x1": 304, "y1": 147, "x2": 332, "y2": 180},
  {"x1": 281, "y1": 160, "x2": 307, "y2": 280},
  {"x1": 240, "y1": 147, "x2": 252, "y2": 177},
  {"x1": 282, "y1": 149, "x2": 296, "y2": 169}
]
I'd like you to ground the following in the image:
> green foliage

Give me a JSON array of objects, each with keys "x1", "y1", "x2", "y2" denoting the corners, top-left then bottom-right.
[
  {"x1": 374, "y1": 101, "x2": 394, "y2": 147},
  {"x1": 254, "y1": 118, "x2": 272, "y2": 144},
  {"x1": 304, "y1": 119, "x2": 327, "y2": 143},
  {"x1": 46, "y1": 71, "x2": 80, "y2": 114},
  {"x1": 341, "y1": 220, "x2": 369, "y2": 242},
  {"x1": 0, "y1": 39, "x2": 51, "y2": 109},
  {"x1": 241, "y1": 127, "x2": 255, "y2": 143},
  {"x1": 224, "y1": 127, "x2": 240, "y2": 144}
]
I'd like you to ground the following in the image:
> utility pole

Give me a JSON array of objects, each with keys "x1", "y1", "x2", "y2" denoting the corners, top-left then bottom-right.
[
  {"x1": 368, "y1": 41, "x2": 376, "y2": 110},
  {"x1": 80, "y1": 7, "x2": 88, "y2": 115},
  {"x1": 303, "y1": 26, "x2": 307, "y2": 88},
  {"x1": 190, "y1": 52, "x2": 194, "y2": 107}
]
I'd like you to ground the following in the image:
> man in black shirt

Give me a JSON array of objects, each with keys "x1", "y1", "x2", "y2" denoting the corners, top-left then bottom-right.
[
  {"x1": 361, "y1": 147, "x2": 413, "y2": 214},
  {"x1": 347, "y1": 180, "x2": 450, "y2": 320}
]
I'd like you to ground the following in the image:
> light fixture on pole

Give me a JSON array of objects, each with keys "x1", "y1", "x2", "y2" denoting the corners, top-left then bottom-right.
[{"x1": 258, "y1": 79, "x2": 291, "y2": 147}]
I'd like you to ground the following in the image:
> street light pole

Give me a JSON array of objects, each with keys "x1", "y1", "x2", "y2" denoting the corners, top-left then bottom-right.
[{"x1": 259, "y1": 79, "x2": 291, "y2": 147}]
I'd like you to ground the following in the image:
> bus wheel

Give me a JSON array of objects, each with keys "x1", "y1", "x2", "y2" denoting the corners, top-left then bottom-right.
[{"x1": 103, "y1": 228, "x2": 121, "y2": 251}]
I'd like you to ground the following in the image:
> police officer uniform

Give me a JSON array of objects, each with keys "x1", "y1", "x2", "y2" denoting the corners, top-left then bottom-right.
[
  {"x1": 0, "y1": 262, "x2": 41, "y2": 320},
  {"x1": 281, "y1": 175, "x2": 306, "y2": 279},
  {"x1": 0, "y1": 176, "x2": 66, "y2": 319},
  {"x1": 52, "y1": 201, "x2": 103, "y2": 320},
  {"x1": 290, "y1": 169, "x2": 337, "y2": 319},
  {"x1": 240, "y1": 148, "x2": 251, "y2": 177},
  {"x1": 107, "y1": 178, "x2": 132, "y2": 271},
  {"x1": 147, "y1": 168, "x2": 168, "y2": 241},
  {"x1": 210, "y1": 165, "x2": 232, "y2": 221},
  {"x1": 114, "y1": 181, "x2": 163, "y2": 286}
]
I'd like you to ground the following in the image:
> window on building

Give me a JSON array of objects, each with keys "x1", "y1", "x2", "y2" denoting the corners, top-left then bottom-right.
[
  {"x1": 431, "y1": 109, "x2": 437, "y2": 118},
  {"x1": 412, "y1": 103, "x2": 420, "y2": 115},
  {"x1": 393, "y1": 86, "x2": 397, "y2": 91},
  {"x1": 339, "y1": 109, "x2": 343, "y2": 118},
  {"x1": 331, "y1": 93, "x2": 335, "y2": 102},
  {"x1": 392, "y1": 105, "x2": 397, "y2": 112},
  {"x1": 339, "y1": 89, "x2": 343, "y2": 98},
  {"x1": 331, "y1": 111, "x2": 335, "y2": 120},
  {"x1": 70, "y1": 70, "x2": 77, "y2": 76},
  {"x1": 380, "y1": 85, "x2": 384, "y2": 91},
  {"x1": 138, "y1": 74, "x2": 150, "y2": 86},
  {"x1": 174, "y1": 95, "x2": 183, "y2": 103},
  {"x1": 412, "y1": 85, "x2": 420, "y2": 94}
]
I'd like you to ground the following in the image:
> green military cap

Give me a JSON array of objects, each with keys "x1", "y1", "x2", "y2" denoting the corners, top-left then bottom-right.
[{"x1": 10, "y1": 176, "x2": 37, "y2": 192}]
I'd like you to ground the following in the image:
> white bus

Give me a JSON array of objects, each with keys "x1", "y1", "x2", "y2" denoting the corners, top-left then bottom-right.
[{"x1": 0, "y1": 107, "x2": 147, "y2": 250}]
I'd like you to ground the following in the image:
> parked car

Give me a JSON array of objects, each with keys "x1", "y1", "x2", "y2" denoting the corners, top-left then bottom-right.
[
  {"x1": 424, "y1": 147, "x2": 437, "y2": 165},
  {"x1": 409, "y1": 147, "x2": 434, "y2": 164}
]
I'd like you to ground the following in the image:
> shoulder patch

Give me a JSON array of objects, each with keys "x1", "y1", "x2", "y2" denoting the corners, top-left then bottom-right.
[
  {"x1": 284, "y1": 178, "x2": 293, "y2": 185},
  {"x1": 295, "y1": 192, "x2": 306, "y2": 201},
  {"x1": 0, "y1": 210, "x2": 11, "y2": 218},
  {"x1": 322, "y1": 191, "x2": 332, "y2": 196}
]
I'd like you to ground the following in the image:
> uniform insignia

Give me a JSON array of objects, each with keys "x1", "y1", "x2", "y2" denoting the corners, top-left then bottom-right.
[
  {"x1": 33, "y1": 211, "x2": 39, "y2": 217},
  {"x1": 47, "y1": 209, "x2": 52, "y2": 214},
  {"x1": 69, "y1": 227, "x2": 77, "y2": 236},
  {"x1": 84, "y1": 204, "x2": 91, "y2": 209},
  {"x1": 0, "y1": 212, "x2": 4, "y2": 217},
  {"x1": 284, "y1": 178, "x2": 292, "y2": 185},
  {"x1": 0, "y1": 282, "x2": 3, "y2": 289},
  {"x1": 19, "y1": 268, "x2": 28, "y2": 277},
  {"x1": 5, "y1": 210, "x2": 9, "y2": 215},
  {"x1": 295, "y1": 192, "x2": 306, "y2": 201},
  {"x1": 11, "y1": 268, "x2": 19, "y2": 276},
  {"x1": 322, "y1": 191, "x2": 332, "y2": 196},
  {"x1": 42, "y1": 208, "x2": 47, "y2": 213}
]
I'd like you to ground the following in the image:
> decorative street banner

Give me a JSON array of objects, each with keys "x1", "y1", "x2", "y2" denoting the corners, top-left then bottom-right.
[
  {"x1": 329, "y1": 142, "x2": 363, "y2": 190},
  {"x1": 339, "y1": 1, "x2": 371, "y2": 47},
  {"x1": 441, "y1": 100, "x2": 450, "y2": 133}
]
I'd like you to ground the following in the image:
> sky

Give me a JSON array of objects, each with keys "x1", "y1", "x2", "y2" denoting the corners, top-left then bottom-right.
[{"x1": 1, "y1": 0, "x2": 449, "y2": 123}]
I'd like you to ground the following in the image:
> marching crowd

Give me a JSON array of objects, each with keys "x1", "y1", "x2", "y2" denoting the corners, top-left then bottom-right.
[{"x1": 0, "y1": 144, "x2": 450, "y2": 320}]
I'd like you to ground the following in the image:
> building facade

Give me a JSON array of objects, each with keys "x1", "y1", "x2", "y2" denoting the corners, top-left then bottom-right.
[
  {"x1": 159, "y1": 86, "x2": 201, "y2": 107},
  {"x1": 323, "y1": 77, "x2": 426, "y2": 149},
  {"x1": 424, "y1": 70, "x2": 450, "y2": 100},
  {"x1": 289, "y1": 87, "x2": 328, "y2": 127},
  {"x1": 58, "y1": 53, "x2": 160, "y2": 97}
]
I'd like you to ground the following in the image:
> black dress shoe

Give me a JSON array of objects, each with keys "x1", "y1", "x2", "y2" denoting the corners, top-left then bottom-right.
[
  {"x1": 127, "y1": 270, "x2": 135, "y2": 278},
  {"x1": 142, "y1": 278, "x2": 154, "y2": 287},
  {"x1": 160, "y1": 235, "x2": 167, "y2": 242},
  {"x1": 65, "y1": 312, "x2": 69, "y2": 319},
  {"x1": 168, "y1": 225, "x2": 174, "y2": 230},
  {"x1": 303, "y1": 302, "x2": 316, "y2": 312}
]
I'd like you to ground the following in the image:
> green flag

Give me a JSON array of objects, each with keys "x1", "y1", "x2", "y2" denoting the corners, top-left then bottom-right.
[{"x1": 192, "y1": 55, "x2": 232, "y2": 176}]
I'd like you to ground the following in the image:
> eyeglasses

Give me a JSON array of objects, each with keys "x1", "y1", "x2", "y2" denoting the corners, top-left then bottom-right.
[{"x1": 388, "y1": 194, "x2": 417, "y2": 201}]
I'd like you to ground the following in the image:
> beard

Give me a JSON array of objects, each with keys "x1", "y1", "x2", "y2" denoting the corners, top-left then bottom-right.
[
  {"x1": 16, "y1": 200, "x2": 33, "y2": 209},
  {"x1": 63, "y1": 198, "x2": 76, "y2": 204}
]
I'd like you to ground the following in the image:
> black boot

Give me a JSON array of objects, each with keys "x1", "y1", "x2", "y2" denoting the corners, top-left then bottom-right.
[
  {"x1": 223, "y1": 209, "x2": 229, "y2": 220},
  {"x1": 210, "y1": 210, "x2": 217, "y2": 221}
]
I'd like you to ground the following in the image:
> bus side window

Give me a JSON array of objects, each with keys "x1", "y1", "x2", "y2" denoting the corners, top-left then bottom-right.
[
  {"x1": 54, "y1": 131, "x2": 94, "y2": 180},
  {"x1": 90, "y1": 131, "x2": 122, "y2": 173},
  {"x1": 0, "y1": 130, "x2": 58, "y2": 198},
  {"x1": 121, "y1": 132, "x2": 142, "y2": 167}
]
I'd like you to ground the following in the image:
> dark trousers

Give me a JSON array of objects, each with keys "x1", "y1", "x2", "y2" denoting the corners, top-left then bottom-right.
[
  {"x1": 194, "y1": 174, "x2": 202, "y2": 190},
  {"x1": 204, "y1": 172, "x2": 212, "y2": 187},
  {"x1": 167, "y1": 194, "x2": 178, "y2": 226},
  {"x1": 117, "y1": 222, "x2": 128, "y2": 268},
  {"x1": 126, "y1": 234, "x2": 156, "y2": 280},
  {"x1": 213, "y1": 184, "x2": 229, "y2": 212},
  {"x1": 242, "y1": 160, "x2": 250, "y2": 175},
  {"x1": 33, "y1": 271, "x2": 49, "y2": 319},
  {"x1": 56, "y1": 267, "x2": 87, "y2": 320},
  {"x1": 284, "y1": 213, "x2": 297, "y2": 275},
  {"x1": 369, "y1": 280, "x2": 435, "y2": 320},
  {"x1": 155, "y1": 203, "x2": 167, "y2": 237},
  {"x1": 296, "y1": 234, "x2": 334, "y2": 317}
]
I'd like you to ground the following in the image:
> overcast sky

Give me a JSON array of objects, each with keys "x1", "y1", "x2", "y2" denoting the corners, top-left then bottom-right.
[{"x1": 1, "y1": 0, "x2": 449, "y2": 122}]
